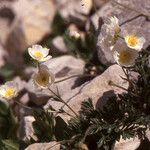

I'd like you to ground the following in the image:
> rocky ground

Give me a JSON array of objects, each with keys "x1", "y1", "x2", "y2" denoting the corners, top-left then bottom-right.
[{"x1": 0, "y1": 0, "x2": 149, "y2": 149}]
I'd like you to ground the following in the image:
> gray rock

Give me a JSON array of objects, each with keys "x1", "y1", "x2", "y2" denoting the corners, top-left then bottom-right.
[
  {"x1": 0, "y1": 0, "x2": 56, "y2": 47},
  {"x1": 25, "y1": 141, "x2": 60, "y2": 150},
  {"x1": 44, "y1": 55, "x2": 86, "y2": 96},
  {"x1": 12, "y1": 0, "x2": 56, "y2": 47},
  {"x1": 44, "y1": 64, "x2": 128, "y2": 117},
  {"x1": 0, "y1": 1, "x2": 16, "y2": 45},
  {"x1": 93, "y1": 0, "x2": 109, "y2": 9},
  {"x1": 113, "y1": 129, "x2": 150, "y2": 150},
  {"x1": 0, "y1": 44, "x2": 7, "y2": 67},
  {"x1": 56, "y1": 0, "x2": 92, "y2": 26},
  {"x1": 51, "y1": 36, "x2": 68, "y2": 54},
  {"x1": 113, "y1": 137, "x2": 140, "y2": 150},
  {"x1": 19, "y1": 116, "x2": 37, "y2": 141},
  {"x1": 96, "y1": 0, "x2": 150, "y2": 65}
]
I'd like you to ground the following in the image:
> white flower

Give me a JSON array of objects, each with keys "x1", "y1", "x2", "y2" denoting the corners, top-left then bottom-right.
[
  {"x1": 28, "y1": 45, "x2": 52, "y2": 62},
  {"x1": 105, "y1": 16, "x2": 121, "y2": 35},
  {"x1": 33, "y1": 65, "x2": 55, "y2": 89},
  {"x1": 0, "y1": 81, "x2": 18, "y2": 100},
  {"x1": 113, "y1": 42, "x2": 139, "y2": 67},
  {"x1": 100, "y1": 34, "x2": 116, "y2": 49},
  {"x1": 69, "y1": 30, "x2": 81, "y2": 39},
  {"x1": 124, "y1": 33, "x2": 145, "y2": 51},
  {"x1": 101, "y1": 16, "x2": 121, "y2": 49}
]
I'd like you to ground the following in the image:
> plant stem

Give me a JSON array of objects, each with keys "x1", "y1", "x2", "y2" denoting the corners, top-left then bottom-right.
[
  {"x1": 47, "y1": 140, "x2": 70, "y2": 150},
  {"x1": 118, "y1": 35, "x2": 124, "y2": 40},
  {"x1": 14, "y1": 99, "x2": 73, "y2": 118},
  {"x1": 55, "y1": 74, "x2": 95, "y2": 83},
  {"x1": 108, "y1": 81, "x2": 139, "y2": 97},
  {"x1": 14, "y1": 100, "x2": 33, "y2": 110},
  {"x1": 48, "y1": 87, "x2": 78, "y2": 117}
]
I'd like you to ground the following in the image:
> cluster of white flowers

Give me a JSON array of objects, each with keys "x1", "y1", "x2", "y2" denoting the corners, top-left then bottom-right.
[
  {"x1": 101, "y1": 16, "x2": 146, "y2": 67},
  {"x1": 0, "y1": 45, "x2": 55, "y2": 100}
]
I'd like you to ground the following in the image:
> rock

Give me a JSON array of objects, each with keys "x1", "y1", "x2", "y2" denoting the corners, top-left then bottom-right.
[
  {"x1": 24, "y1": 67, "x2": 36, "y2": 81},
  {"x1": 12, "y1": 0, "x2": 56, "y2": 46},
  {"x1": 19, "y1": 116, "x2": 37, "y2": 141},
  {"x1": 44, "y1": 55, "x2": 86, "y2": 96},
  {"x1": 25, "y1": 141, "x2": 60, "y2": 150},
  {"x1": 13, "y1": 76, "x2": 27, "y2": 91},
  {"x1": 0, "y1": 1, "x2": 16, "y2": 44},
  {"x1": 113, "y1": 137, "x2": 140, "y2": 150},
  {"x1": 93, "y1": 0, "x2": 109, "y2": 8},
  {"x1": 56, "y1": 0, "x2": 92, "y2": 26},
  {"x1": 113, "y1": 129, "x2": 150, "y2": 150},
  {"x1": 44, "y1": 64, "x2": 128, "y2": 117},
  {"x1": 0, "y1": 44, "x2": 7, "y2": 67},
  {"x1": 96, "y1": 0, "x2": 150, "y2": 65},
  {"x1": 51, "y1": 36, "x2": 68, "y2": 54},
  {"x1": 86, "y1": 9, "x2": 104, "y2": 32},
  {"x1": 26, "y1": 55, "x2": 86, "y2": 105}
]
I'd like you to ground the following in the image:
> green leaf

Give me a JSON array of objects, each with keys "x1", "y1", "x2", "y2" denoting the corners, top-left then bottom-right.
[
  {"x1": 32, "y1": 110, "x2": 55, "y2": 142},
  {"x1": 0, "y1": 64, "x2": 15, "y2": 80},
  {"x1": 0, "y1": 101, "x2": 9, "y2": 116},
  {"x1": 55, "y1": 116, "x2": 68, "y2": 141},
  {"x1": 2, "y1": 140, "x2": 19, "y2": 150}
]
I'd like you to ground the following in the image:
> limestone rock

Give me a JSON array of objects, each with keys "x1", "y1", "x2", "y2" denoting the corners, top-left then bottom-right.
[
  {"x1": 0, "y1": 0, "x2": 56, "y2": 52},
  {"x1": 93, "y1": 0, "x2": 109, "y2": 8},
  {"x1": 51, "y1": 36, "x2": 68, "y2": 54},
  {"x1": 113, "y1": 137, "x2": 140, "y2": 150},
  {"x1": 12, "y1": 0, "x2": 56, "y2": 46},
  {"x1": 45, "y1": 64, "x2": 128, "y2": 116},
  {"x1": 0, "y1": 44, "x2": 7, "y2": 67},
  {"x1": 56, "y1": 0, "x2": 92, "y2": 26},
  {"x1": 25, "y1": 141, "x2": 60, "y2": 150},
  {"x1": 19, "y1": 116, "x2": 37, "y2": 141}
]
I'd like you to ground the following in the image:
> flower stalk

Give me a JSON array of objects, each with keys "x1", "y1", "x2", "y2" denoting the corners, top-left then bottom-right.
[{"x1": 48, "y1": 87, "x2": 78, "y2": 117}]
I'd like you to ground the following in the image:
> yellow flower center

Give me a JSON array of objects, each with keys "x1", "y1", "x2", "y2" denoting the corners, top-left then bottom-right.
[
  {"x1": 119, "y1": 50, "x2": 131, "y2": 64},
  {"x1": 127, "y1": 35, "x2": 138, "y2": 47},
  {"x1": 4, "y1": 88, "x2": 15, "y2": 98},
  {"x1": 33, "y1": 51, "x2": 44, "y2": 59}
]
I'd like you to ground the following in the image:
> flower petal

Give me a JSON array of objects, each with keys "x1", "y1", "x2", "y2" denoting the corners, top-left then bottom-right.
[
  {"x1": 39, "y1": 55, "x2": 52, "y2": 62},
  {"x1": 33, "y1": 65, "x2": 55, "y2": 89}
]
